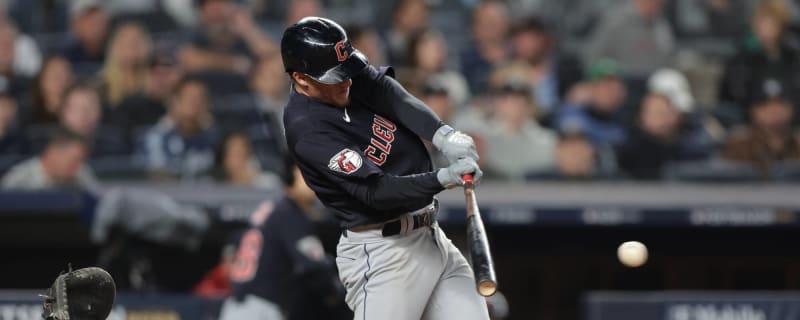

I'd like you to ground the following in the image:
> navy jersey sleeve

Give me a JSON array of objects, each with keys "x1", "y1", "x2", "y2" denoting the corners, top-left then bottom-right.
[
  {"x1": 293, "y1": 131, "x2": 443, "y2": 211},
  {"x1": 352, "y1": 66, "x2": 445, "y2": 141}
]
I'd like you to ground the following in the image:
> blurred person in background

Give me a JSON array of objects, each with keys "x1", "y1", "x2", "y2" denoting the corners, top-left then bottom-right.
[
  {"x1": 398, "y1": 28, "x2": 470, "y2": 106},
  {"x1": 179, "y1": 0, "x2": 277, "y2": 75},
  {"x1": 139, "y1": 77, "x2": 219, "y2": 180},
  {"x1": 718, "y1": 0, "x2": 800, "y2": 124},
  {"x1": 615, "y1": 68, "x2": 719, "y2": 179},
  {"x1": 723, "y1": 78, "x2": 800, "y2": 177},
  {"x1": 479, "y1": 81, "x2": 558, "y2": 181},
  {"x1": 214, "y1": 131, "x2": 280, "y2": 189},
  {"x1": 112, "y1": 52, "x2": 178, "y2": 138},
  {"x1": 420, "y1": 78, "x2": 456, "y2": 169},
  {"x1": 0, "y1": 13, "x2": 41, "y2": 79},
  {"x1": 1, "y1": 127, "x2": 99, "y2": 192},
  {"x1": 62, "y1": 0, "x2": 108, "y2": 71},
  {"x1": 97, "y1": 22, "x2": 152, "y2": 111},
  {"x1": 250, "y1": 55, "x2": 289, "y2": 119},
  {"x1": 30, "y1": 56, "x2": 74, "y2": 125},
  {"x1": 346, "y1": 25, "x2": 387, "y2": 67},
  {"x1": 586, "y1": 0, "x2": 675, "y2": 78},
  {"x1": 554, "y1": 134, "x2": 601, "y2": 180},
  {"x1": 0, "y1": 20, "x2": 33, "y2": 99},
  {"x1": 509, "y1": 18, "x2": 583, "y2": 118},
  {"x1": 220, "y1": 159, "x2": 348, "y2": 320},
  {"x1": 0, "y1": 92, "x2": 24, "y2": 155},
  {"x1": 460, "y1": 0, "x2": 511, "y2": 95},
  {"x1": 385, "y1": 0, "x2": 429, "y2": 66},
  {"x1": 556, "y1": 59, "x2": 629, "y2": 147},
  {"x1": 59, "y1": 83, "x2": 129, "y2": 157}
]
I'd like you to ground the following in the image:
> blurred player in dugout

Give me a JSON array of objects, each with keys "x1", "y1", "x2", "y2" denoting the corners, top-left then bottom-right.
[{"x1": 218, "y1": 158, "x2": 351, "y2": 320}]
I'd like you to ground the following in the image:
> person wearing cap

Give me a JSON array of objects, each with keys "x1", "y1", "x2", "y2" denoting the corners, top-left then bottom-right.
[
  {"x1": 723, "y1": 78, "x2": 800, "y2": 177},
  {"x1": 62, "y1": 0, "x2": 108, "y2": 68},
  {"x1": 281, "y1": 17, "x2": 488, "y2": 320},
  {"x1": 479, "y1": 78, "x2": 557, "y2": 181},
  {"x1": 718, "y1": 0, "x2": 800, "y2": 122},
  {"x1": 555, "y1": 58, "x2": 629, "y2": 148},
  {"x1": 616, "y1": 69, "x2": 718, "y2": 179}
]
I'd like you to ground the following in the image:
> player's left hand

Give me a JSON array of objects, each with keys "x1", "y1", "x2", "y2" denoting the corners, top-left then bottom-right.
[
  {"x1": 433, "y1": 125, "x2": 479, "y2": 164},
  {"x1": 437, "y1": 158, "x2": 483, "y2": 188}
]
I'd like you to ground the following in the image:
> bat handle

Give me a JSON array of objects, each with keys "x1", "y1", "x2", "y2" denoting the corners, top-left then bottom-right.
[{"x1": 462, "y1": 174, "x2": 474, "y2": 186}]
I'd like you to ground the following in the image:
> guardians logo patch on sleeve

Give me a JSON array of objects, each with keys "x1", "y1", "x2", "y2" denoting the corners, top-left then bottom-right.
[{"x1": 328, "y1": 148, "x2": 363, "y2": 174}]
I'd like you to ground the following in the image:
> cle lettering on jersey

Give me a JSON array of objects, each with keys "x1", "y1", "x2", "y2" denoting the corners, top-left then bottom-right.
[{"x1": 365, "y1": 115, "x2": 397, "y2": 166}]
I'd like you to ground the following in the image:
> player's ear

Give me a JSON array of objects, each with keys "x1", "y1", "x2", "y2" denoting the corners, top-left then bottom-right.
[{"x1": 292, "y1": 72, "x2": 309, "y2": 88}]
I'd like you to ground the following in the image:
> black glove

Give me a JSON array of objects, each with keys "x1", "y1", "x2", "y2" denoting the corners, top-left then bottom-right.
[{"x1": 42, "y1": 266, "x2": 117, "y2": 320}]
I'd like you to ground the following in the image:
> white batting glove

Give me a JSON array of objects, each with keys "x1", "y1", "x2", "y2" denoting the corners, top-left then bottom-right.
[
  {"x1": 432, "y1": 125, "x2": 479, "y2": 164},
  {"x1": 437, "y1": 158, "x2": 483, "y2": 188}
]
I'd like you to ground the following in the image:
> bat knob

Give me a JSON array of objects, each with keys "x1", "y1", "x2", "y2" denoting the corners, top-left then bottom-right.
[{"x1": 462, "y1": 174, "x2": 474, "y2": 184}]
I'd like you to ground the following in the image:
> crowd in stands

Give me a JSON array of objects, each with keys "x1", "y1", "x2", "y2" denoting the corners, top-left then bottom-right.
[{"x1": 1, "y1": 0, "x2": 800, "y2": 188}]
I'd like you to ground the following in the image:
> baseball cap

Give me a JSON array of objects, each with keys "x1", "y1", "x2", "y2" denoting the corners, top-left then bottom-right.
[
  {"x1": 751, "y1": 77, "x2": 791, "y2": 106},
  {"x1": 648, "y1": 68, "x2": 694, "y2": 113},
  {"x1": 70, "y1": 0, "x2": 103, "y2": 19},
  {"x1": 587, "y1": 58, "x2": 620, "y2": 81}
]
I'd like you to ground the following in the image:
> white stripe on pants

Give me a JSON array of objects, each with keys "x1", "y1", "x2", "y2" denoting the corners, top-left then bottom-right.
[{"x1": 336, "y1": 222, "x2": 489, "y2": 320}]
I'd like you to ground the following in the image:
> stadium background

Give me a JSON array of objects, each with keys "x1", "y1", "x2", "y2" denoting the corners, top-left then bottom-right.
[{"x1": 2, "y1": 0, "x2": 800, "y2": 319}]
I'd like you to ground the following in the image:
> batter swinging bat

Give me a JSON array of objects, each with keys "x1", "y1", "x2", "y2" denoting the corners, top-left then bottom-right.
[{"x1": 462, "y1": 174, "x2": 497, "y2": 297}]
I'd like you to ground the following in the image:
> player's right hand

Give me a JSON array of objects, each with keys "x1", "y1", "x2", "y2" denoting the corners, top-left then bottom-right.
[{"x1": 437, "y1": 158, "x2": 483, "y2": 188}]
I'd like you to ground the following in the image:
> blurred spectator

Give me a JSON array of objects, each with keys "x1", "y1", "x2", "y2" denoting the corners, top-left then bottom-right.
[
  {"x1": 62, "y1": 0, "x2": 109, "y2": 70},
  {"x1": 510, "y1": 18, "x2": 583, "y2": 116},
  {"x1": 59, "y1": 83, "x2": 129, "y2": 157},
  {"x1": 718, "y1": 0, "x2": 800, "y2": 124},
  {"x1": 616, "y1": 69, "x2": 719, "y2": 179},
  {"x1": 58, "y1": 84, "x2": 101, "y2": 138},
  {"x1": 30, "y1": 56, "x2": 74, "y2": 125},
  {"x1": 420, "y1": 79, "x2": 454, "y2": 169},
  {"x1": 98, "y1": 22, "x2": 152, "y2": 109},
  {"x1": 0, "y1": 93, "x2": 24, "y2": 155},
  {"x1": 111, "y1": 52, "x2": 177, "y2": 136},
  {"x1": 479, "y1": 82, "x2": 558, "y2": 181},
  {"x1": 215, "y1": 131, "x2": 280, "y2": 189},
  {"x1": 386, "y1": 0, "x2": 429, "y2": 66},
  {"x1": 250, "y1": 55, "x2": 289, "y2": 117},
  {"x1": 284, "y1": 0, "x2": 324, "y2": 26},
  {"x1": 0, "y1": 16, "x2": 42, "y2": 78},
  {"x1": 1, "y1": 127, "x2": 99, "y2": 191},
  {"x1": 586, "y1": 0, "x2": 675, "y2": 78},
  {"x1": 460, "y1": 0, "x2": 511, "y2": 95},
  {"x1": 556, "y1": 59, "x2": 629, "y2": 147},
  {"x1": 398, "y1": 28, "x2": 470, "y2": 106},
  {"x1": 723, "y1": 78, "x2": 800, "y2": 177},
  {"x1": 554, "y1": 134, "x2": 600, "y2": 180},
  {"x1": 178, "y1": 0, "x2": 277, "y2": 75},
  {"x1": 139, "y1": 77, "x2": 219, "y2": 179},
  {"x1": 346, "y1": 24, "x2": 387, "y2": 67},
  {"x1": 0, "y1": 20, "x2": 33, "y2": 99}
]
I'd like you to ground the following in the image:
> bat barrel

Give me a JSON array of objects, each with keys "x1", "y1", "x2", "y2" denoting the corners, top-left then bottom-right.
[{"x1": 462, "y1": 174, "x2": 498, "y2": 297}]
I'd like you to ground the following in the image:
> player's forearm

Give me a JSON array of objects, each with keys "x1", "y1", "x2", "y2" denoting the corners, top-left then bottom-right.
[
  {"x1": 375, "y1": 76, "x2": 445, "y2": 141},
  {"x1": 360, "y1": 172, "x2": 444, "y2": 210}
]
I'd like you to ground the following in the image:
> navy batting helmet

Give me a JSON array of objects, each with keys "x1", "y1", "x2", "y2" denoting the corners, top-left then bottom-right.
[{"x1": 281, "y1": 17, "x2": 368, "y2": 84}]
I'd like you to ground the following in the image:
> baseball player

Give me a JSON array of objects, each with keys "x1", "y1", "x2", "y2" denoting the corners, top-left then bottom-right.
[
  {"x1": 281, "y1": 17, "x2": 489, "y2": 320},
  {"x1": 220, "y1": 159, "x2": 349, "y2": 320}
]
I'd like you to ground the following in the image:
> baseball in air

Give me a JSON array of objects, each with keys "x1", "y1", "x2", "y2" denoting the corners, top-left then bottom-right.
[{"x1": 617, "y1": 241, "x2": 648, "y2": 268}]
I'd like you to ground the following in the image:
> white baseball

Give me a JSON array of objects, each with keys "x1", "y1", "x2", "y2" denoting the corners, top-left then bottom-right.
[{"x1": 617, "y1": 241, "x2": 648, "y2": 268}]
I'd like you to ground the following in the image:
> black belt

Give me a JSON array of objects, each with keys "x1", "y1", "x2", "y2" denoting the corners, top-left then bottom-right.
[
  {"x1": 345, "y1": 200, "x2": 438, "y2": 237},
  {"x1": 380, "y1": 209, "x2": 437, "y2": 237}
]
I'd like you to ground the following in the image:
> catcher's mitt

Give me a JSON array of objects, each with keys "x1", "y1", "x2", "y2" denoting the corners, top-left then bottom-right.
[{"x1": 42, "y1": 266, "x2": 116, "y2": 320}]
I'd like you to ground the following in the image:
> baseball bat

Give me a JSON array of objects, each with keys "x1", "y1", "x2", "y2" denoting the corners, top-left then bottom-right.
[{"x1": 462, "y1": 174, "x2": 497, "y2": 297}]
